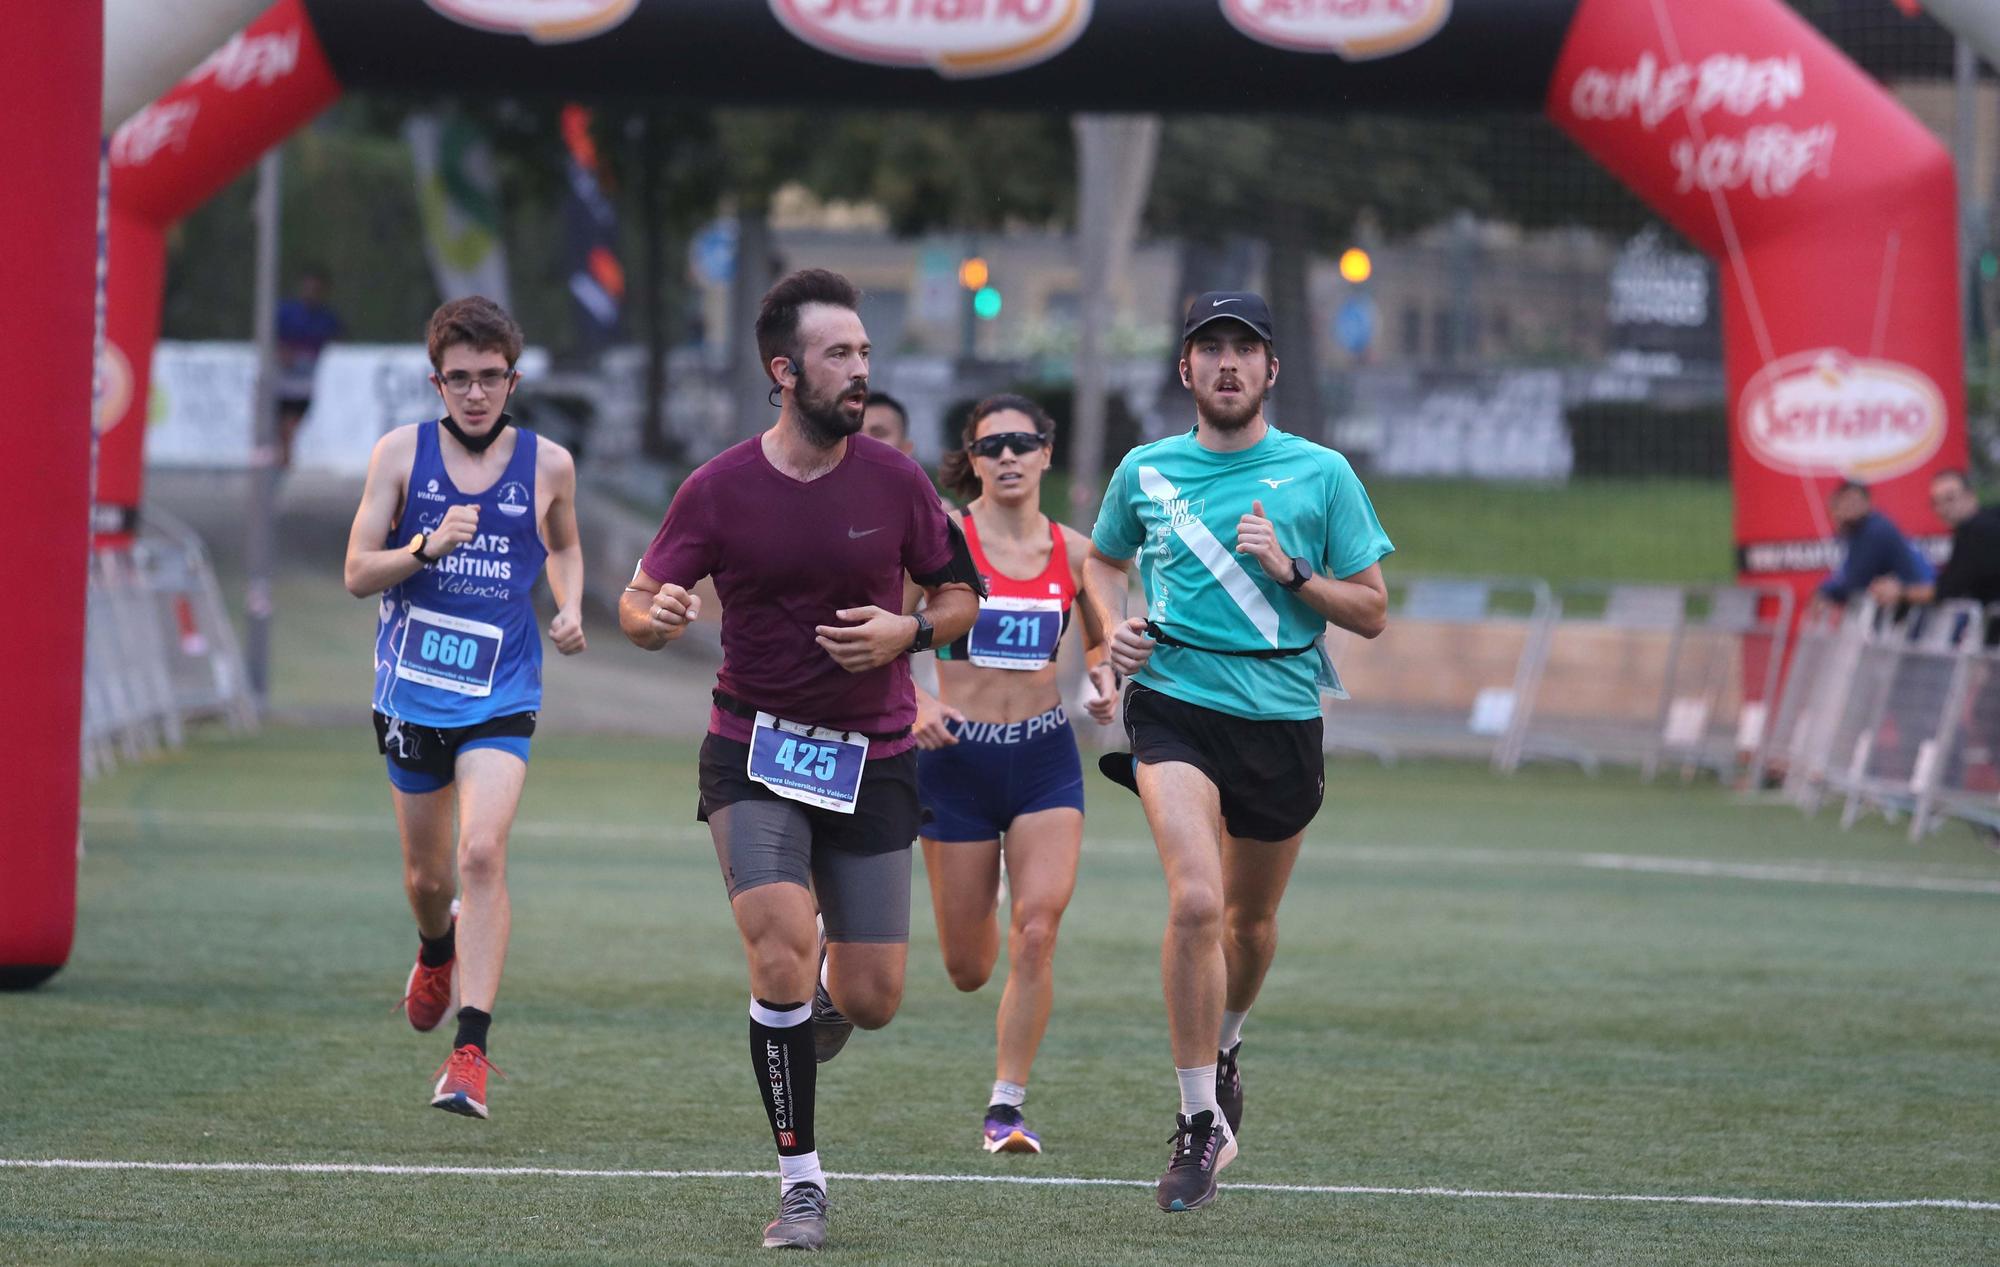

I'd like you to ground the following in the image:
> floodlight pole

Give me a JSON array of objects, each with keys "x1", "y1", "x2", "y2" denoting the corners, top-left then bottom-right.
[{"x1": 245, "y1": 146, "x2": 281, "y2": 709}]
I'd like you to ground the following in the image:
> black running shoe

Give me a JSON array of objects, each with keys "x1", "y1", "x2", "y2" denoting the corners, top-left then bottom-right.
[
  {"x1": 1216, "y1": 1041, "x2": 1244, "y2": 1136},
  {"x1": 811, "y1": 936, "x2": 852, "y2": 1065},
  {"x1": 761, "y1": 1181, "x2": 829, "y2": 1250},
  {"x1": 1154, "y1": 1109, "x2": 1237, "y2": 1212}
]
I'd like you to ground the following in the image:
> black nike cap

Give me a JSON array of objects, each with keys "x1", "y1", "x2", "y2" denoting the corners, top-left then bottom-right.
[{"x1": 1182, "y1": 291, "x2": 1275, "y2": 345}]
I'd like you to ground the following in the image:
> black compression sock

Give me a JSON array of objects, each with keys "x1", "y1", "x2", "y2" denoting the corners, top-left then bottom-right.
[
  {"x1": 749, "y1": 999, "x2": 816, "y2": 1157},
  {"x1": 454, "y1": 1006, "x2": 492, "y2": 1053},
  {"x1": 418, "y1": 922, "x2": 456, "y2": 969}
]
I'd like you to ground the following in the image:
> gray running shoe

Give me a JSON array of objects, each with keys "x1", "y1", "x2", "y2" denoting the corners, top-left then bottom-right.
[
  {"x1": 1216, "y1": 1041, "x2": 1244, "y2": 1136},
  {"x1": 1154, "y1": 1109, "x2": 1237, "y2": 1212},
  {"x1": 812, "y1": 936, "x2": 853, "y2": 1064},
  {"x1": 762, "y1": 1181, "x2": 829, "y2": 1250}
]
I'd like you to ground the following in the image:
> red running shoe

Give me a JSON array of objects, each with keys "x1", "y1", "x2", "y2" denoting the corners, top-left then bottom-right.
[
  {"x1": 430, "y1": 1045, "x2": 500, "y2": 1119},
  {"x1": 398, "y1": 903, "x2": 458, "y2": 1032},
  {"x1": 400, "y1": 956, "x2": 455, "y2": 1033}
]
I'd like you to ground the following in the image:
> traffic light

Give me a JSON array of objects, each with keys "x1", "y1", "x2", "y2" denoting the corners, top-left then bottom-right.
[{"x1": 960, "y1": 256, "x2": 1001, "y2": 320}]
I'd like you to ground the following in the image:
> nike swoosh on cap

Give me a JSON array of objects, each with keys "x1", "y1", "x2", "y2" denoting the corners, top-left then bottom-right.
[{"x1": 1211, "y1": 298, "x2": 1241, "y2": 307}]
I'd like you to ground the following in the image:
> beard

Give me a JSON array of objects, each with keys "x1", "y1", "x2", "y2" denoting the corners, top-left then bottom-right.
[
  {"x1": 1195, "y1": 377, "x2": 1268, "y2": 432},
  {"x1": 795, "y1": 371, "x2": 866, "y2": 448}
]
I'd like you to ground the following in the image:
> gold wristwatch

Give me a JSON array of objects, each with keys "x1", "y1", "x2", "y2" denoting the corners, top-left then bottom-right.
[{"x1": 407, "y1": 532, "x2": 432, "y2": 562}]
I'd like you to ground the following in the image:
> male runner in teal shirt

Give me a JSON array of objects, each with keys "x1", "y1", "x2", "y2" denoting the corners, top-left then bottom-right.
[{"x1": 1082, "y1": 291, "x2": 1392, "y2": 1212}]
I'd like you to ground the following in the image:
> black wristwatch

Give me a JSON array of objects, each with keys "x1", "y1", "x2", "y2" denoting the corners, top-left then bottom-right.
[
  {"x1": 1282, "y1": 556, "x2": 1314, "y2": 593},
  {"x1": 906, "y1": 611, "x2": 935, "y2": 654}
]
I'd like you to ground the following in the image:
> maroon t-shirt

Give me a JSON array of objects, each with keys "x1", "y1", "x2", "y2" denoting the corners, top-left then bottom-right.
[{"x1": 641, "y1": 434, "x2": 954, "y2": 758}]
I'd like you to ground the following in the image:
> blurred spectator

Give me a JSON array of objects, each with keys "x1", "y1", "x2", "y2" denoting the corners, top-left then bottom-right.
[
  {"x1": 1928, "y1": 469, "x2": 2000, "y2": 606},
  {"x1": 1814, "y1": 480, "x2": 1935, "y2": 610},
  {"x1": 275, "y1": 267, "x2": 344, "y2": 468},
  {"x1": 861, "y1": 390, "x2": 915, "y2": 457}
]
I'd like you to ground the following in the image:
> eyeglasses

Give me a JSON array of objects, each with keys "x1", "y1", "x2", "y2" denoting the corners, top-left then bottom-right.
[
  {"x1": 437, "y1": 369, "x2": 515, "y2": 396},
  {"x1": 967, "y1": 431, "x2": 1050, "y2": 459}
]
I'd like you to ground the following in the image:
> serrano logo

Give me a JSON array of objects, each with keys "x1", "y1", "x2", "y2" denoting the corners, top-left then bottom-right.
[
  {"x1": 1739, "y1": 350, "x2": 1946, "y2": 481},
  {"x1": 769, "y1": 0, "x2": 1093, "y2": 78},
  {"x1": 423, "y1": 0, "x2": 638, "y2": 43},
  {"x1": 1221, "y1": 0, "x2": 1449, "y2": 61}
]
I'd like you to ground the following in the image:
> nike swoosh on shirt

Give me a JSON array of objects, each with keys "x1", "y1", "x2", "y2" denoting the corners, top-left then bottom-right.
[
  {"x1": 848, "y1": 526, "x2": 883, "y2": 539},
  {"x1": 1258, "y1": 477, "x2": 1295, "y2": 489}
]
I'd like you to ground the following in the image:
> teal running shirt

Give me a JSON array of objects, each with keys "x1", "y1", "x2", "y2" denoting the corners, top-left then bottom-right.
[{"x1": 1090, "y1": 425, "x2": 1393, "y2": 721}]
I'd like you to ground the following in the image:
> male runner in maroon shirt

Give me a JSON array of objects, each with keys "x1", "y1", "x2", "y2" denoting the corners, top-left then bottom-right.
[{"x1": 620, "y1": 269, "x2": 980, "y2": 1252}]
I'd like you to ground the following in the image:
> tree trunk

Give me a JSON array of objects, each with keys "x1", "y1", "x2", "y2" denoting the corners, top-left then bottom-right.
[
  {"x1": 1069, "y1": 113, "x2": 1159, "y2": 522},
  {"x1": 1267, "y1": 203, "x2": 1321, "y2": 441},
  {"x1": 635, "y1": 113, "x2": 673, "y2": 461},
  {"x1": 728, "y1": 203, "x2": 776, "y2": 440}
]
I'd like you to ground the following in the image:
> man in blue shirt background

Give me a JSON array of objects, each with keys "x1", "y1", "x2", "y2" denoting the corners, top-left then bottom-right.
[{"x1": 1815, "y1": 481, "x2": 1935, "y2": 610}]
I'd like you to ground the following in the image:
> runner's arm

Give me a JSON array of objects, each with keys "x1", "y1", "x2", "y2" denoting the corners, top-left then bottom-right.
[
  {"x1": 541, "y1": 444, "x2": 587, "y2": 654},
  {"x1": 1081, "y1": 546, "x2": 1134, "y2": 638},
  {"x1": 1082, "y1": 545, "x2": 1155, "y2": 679},
  {"x1": 343, "y1": 430, "x2": 425, "y2": 598},
  {"x1": 1065, "y1": 527, "x2": 1109, "y2": 670},
  {"x1": 620, "y1": 566, "x2": 701, "y2": 650},
  {"x1": 1297, "y1": 561, "x2": 1388, "y2": 639}
]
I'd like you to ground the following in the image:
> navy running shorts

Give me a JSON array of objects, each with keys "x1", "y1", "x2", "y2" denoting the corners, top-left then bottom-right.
[{"x1": 917, "y1": 704, "x2": 1085, "y2": 843}]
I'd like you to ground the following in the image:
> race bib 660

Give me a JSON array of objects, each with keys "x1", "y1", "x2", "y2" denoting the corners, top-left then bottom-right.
[{"x1": 394, "y1": 605, "x2": 504, "y2": 697}]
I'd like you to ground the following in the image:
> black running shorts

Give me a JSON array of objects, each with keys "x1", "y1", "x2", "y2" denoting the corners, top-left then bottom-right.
[{"x1": 1121, "y1": 682, "x2": 1325, "y2": 843}]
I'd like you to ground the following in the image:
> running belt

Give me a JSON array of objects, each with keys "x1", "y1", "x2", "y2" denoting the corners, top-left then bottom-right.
[{"x1": 1143, "y1": 620, "x2": 1316, "y2": 661}]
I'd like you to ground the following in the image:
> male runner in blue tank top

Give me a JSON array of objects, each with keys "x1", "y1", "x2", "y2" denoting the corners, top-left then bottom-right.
[
  {"x1": 1083, "y1": 292, "x2": 1393, "y2": 1213},
  {"x1": 619, "y1": 269, "x2": 981, "y2": 1252},
  {"x1": 342, "y1": 296, "x2": 587, "y2": 1121}
]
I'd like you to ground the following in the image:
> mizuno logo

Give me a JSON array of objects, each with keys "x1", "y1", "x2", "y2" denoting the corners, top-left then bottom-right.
[
  {"x1": 1212, "y1": 298, "x2": 1240, "y2": 307},
  {"x1": 1258, "y1": 477, "x2": 1295, "y2": 489},
  {"x1": 848, "y1": 526, "x2": 883, "y2": 539}
]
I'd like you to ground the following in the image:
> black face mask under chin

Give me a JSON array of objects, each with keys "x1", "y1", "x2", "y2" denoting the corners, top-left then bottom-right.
[{"x1": 440, "y1": 411, "x2": 511, "y2": 455}]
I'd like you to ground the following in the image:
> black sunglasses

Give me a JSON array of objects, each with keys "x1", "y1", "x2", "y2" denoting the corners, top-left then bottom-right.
[{"x1": 967, "y1": 431, "x2": 1050, "y2": 459}]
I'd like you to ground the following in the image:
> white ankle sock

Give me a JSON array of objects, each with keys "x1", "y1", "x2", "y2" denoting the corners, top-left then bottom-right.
[
  {"x1": 1219, "y1": 1009, "x2": 1249, "y2": 1052},
  {"x1": 1176, "y1": 1064, "x2": 1220, "y2": 1120},
  {"x1": 989, "y1": 1079, "x2": 1026, "y2": 1109},
  {"x1": 778, "y1": 1150, "x2": 824, "y2": 1192}
]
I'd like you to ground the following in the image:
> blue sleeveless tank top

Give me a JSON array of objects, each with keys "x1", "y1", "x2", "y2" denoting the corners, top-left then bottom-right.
[{"x1": 372, "y1": 421, "x2": 548, "y2": 727}]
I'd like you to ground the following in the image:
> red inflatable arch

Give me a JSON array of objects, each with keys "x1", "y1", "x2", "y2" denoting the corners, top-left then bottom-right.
[{"x1": 7, "y1": 0, "x2": 1966, "y2": 982}]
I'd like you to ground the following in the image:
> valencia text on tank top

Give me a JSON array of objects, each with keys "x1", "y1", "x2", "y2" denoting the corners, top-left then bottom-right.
[
  {"x1": 373, "y1": 421, "x2": 548, "y2": 726},
  {"x1": 940, "y1": 512, "x2": 1075, "y2": 671}
]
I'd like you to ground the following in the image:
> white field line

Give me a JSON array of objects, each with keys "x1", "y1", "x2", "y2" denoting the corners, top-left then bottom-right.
[
  {"x1": 82, "y1": 807, "x2": 2000, "y2": 897},
  {"x1": 0, "y1": 1158, "x2": 1994, "y2": 1212}
]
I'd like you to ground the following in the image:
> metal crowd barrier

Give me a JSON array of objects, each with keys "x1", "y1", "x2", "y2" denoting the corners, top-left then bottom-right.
[
  {"x1": 1912, "y1": 604, "x2": 2000, "y2": 838},
  {"x1": 1762, "y1": 598, "x2": 1999, "y2": 835},
  {"x1": 1648, "y1": 583, "x2": 1793, "y2": 785},
  {"x1": 1527, "y1": 582, "x2": 1788, "y2": 783},
  {"x1": 1321, "y1": 577, "x2": 1790, "y2": 780},
  {"x1": 1321, "y1": 575, "x2": 1556, "y2": 766},
  {"x1": 81, "y1": 508, "x2": 256, "y2": 780}
]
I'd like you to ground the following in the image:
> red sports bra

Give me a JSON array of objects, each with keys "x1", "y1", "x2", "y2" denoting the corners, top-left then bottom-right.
[{"x1": 941, "y1": 513, "x2": 1074, "y2": 669}]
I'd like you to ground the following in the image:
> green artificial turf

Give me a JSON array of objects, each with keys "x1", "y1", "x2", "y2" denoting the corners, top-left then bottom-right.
[{"x1": 2, "y1": 730, "x2": 1995, "y2": 1265}]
